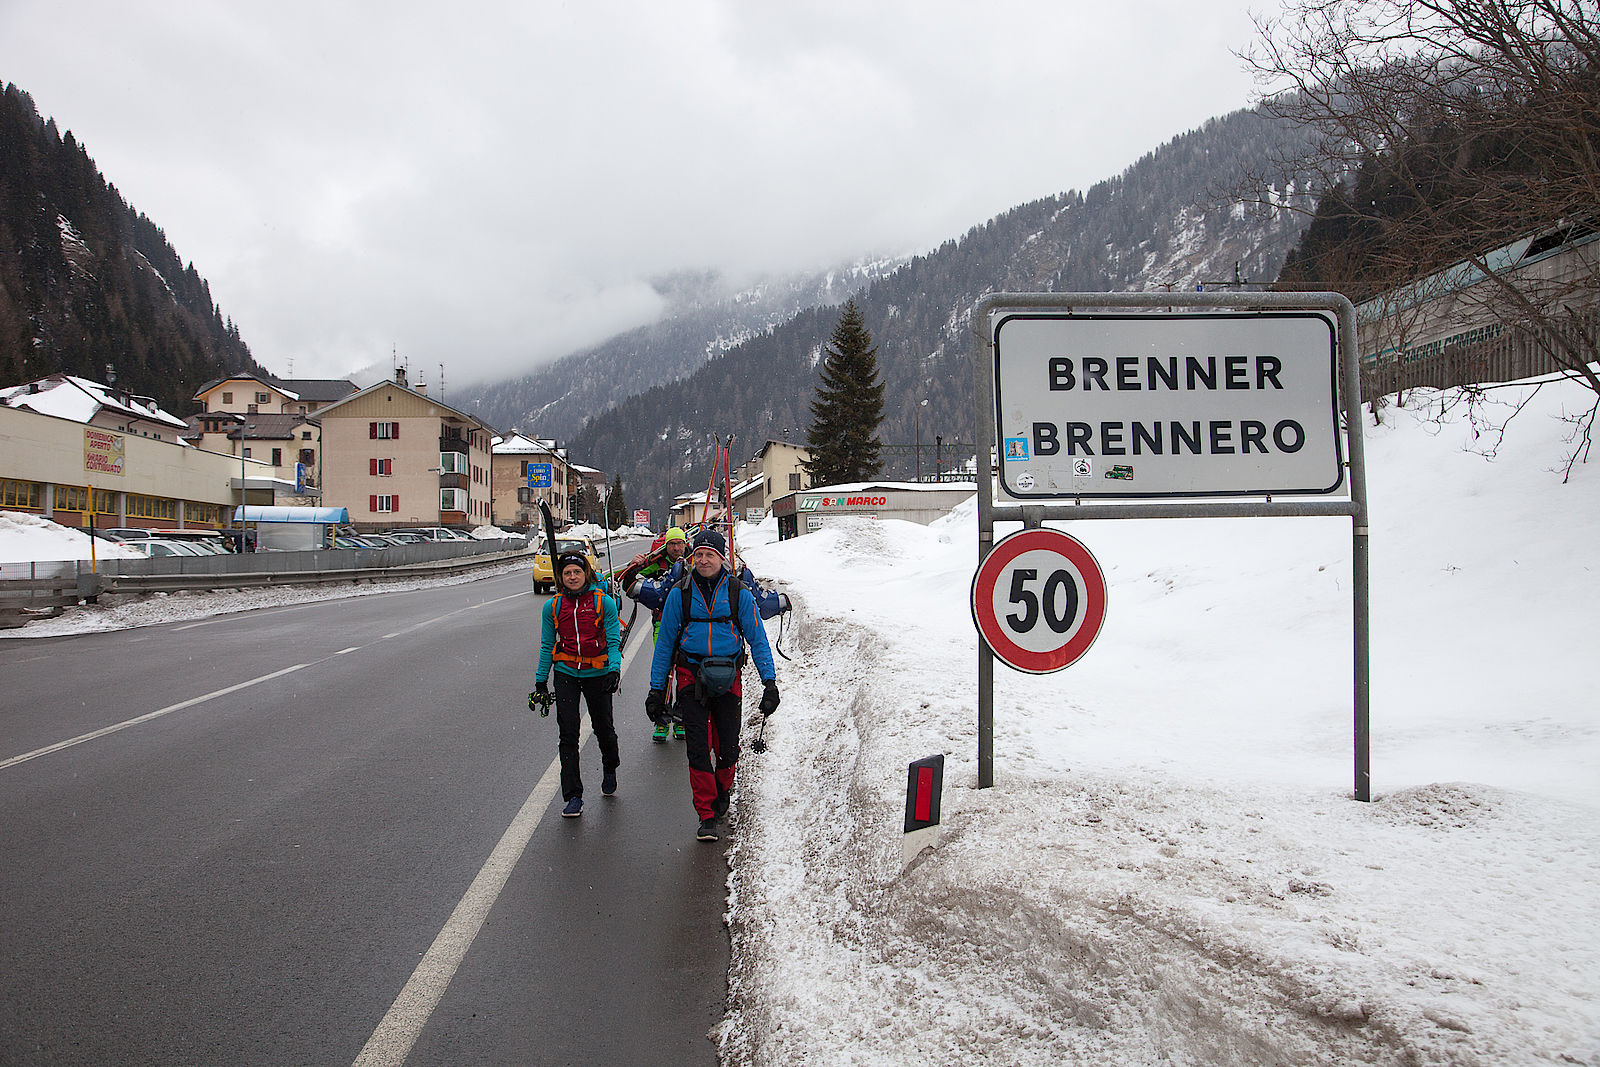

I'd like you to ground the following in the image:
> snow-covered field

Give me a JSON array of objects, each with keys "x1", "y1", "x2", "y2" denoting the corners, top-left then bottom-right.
[
  {"x1": 725, "y1": 375, "x2": 1600, "y2": 1065},
  {"x1": 5, "y1": 373, "x2": 1598, "y2": 1063}
]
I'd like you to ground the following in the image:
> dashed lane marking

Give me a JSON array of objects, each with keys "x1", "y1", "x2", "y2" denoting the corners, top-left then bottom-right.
[
  {"x1": 1, "y1": 590, "x2": 535, "y2": 774},
  {"x1": 0, "y1": 663, "x2": 311, "y2": 772}
]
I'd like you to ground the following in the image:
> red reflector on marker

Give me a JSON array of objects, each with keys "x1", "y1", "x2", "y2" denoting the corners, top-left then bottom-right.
[{"x1": 903, "y1": 754, "x2": 944, "y2": 834}]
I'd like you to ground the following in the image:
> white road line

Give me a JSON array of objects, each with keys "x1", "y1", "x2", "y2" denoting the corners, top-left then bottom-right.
[
  {"x1": 2, "y1": 588, "x2": 533, "y2": 774},
  {"x1": 0, "y1": 663, "x2": 310, "y2": 772},
  {"x1": 170, "y1": 603, "x2": 321, "y2": 631},
  {"x1": 352, "y1": 722, "x2": 591, "y2": 1067},
  {"x1": 377, "y1": 591, "x2": 532, "y2": 643}
]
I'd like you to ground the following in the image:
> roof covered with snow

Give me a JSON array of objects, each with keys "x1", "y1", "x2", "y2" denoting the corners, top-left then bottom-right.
[
  {"x1": 0, "y1": 374, "x2": 188, "y2": 431},
  {"x1": 491, "y1": 432, "x2": 563, "y2": 456}
]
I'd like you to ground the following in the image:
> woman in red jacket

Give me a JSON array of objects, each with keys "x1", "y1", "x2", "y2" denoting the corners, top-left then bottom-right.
[{"x1": 534, "y1": 550, "x2": 622, "y2": 817}]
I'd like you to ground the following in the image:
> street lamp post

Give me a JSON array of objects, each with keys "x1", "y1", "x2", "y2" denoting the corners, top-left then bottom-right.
[
  {"x1": 935, "y1": 434, "x2": 942, "y2": 484},
  {"x1": 238, "y1": 421, "x2": 255, "y2": 510},
  {"x1": 915, "y1": 399, "x2": 928, "y2": 482}
]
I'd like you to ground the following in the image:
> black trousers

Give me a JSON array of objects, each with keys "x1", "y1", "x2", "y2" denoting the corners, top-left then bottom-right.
[{"x1": 554, "y1": 670, "x2": 619, "y2": 800}]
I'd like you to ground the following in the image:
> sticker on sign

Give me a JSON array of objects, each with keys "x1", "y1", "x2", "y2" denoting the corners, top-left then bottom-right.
[{"x1": 993, "y1": 311, "x2": 1345, "y2": 500}]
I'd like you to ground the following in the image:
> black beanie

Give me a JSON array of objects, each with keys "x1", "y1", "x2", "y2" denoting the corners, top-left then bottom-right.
[{"x1": 690, "y1": 528, "x2": 727, "y2": 559}]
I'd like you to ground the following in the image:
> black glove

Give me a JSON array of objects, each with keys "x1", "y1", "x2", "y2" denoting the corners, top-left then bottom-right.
[
  {"x1": 645, "y1": 688, "x2": 667, "y2": 724},
  {"x1": 529, "y1": 681, "x2": 551, "y2": 717},
  {"x1": 600, "y1": 671, "x2": 620, "y2": 694},
  {"x1": 759, "y1": 680, "x2": 780, "y2": 716}
]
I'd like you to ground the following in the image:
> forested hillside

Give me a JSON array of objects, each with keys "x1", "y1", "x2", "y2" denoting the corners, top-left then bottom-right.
[
  {"x1": 0, "y1": 82, "x2": 265, "y2": 413},
  {"x1": 571, "y1": 107, "x2": 1322, "y2": 517}
]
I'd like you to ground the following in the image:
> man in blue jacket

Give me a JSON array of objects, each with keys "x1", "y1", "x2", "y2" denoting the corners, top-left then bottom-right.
[{"x1": 646, "y1": 528, "x2": 779, "y2": 841}]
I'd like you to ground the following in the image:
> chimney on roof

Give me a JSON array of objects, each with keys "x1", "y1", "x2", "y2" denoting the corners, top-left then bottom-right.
[
  {"x1": 415, "y1": 380, "x2": 427, "y2": 396},
  {"x1": 395, "y1": 366, "x2": 407, "y2": 386}
]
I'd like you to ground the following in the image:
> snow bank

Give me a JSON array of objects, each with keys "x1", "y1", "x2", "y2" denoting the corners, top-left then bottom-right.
[
  {"x1": 724, "y1": 374, "x2": 1600, "y2": 1065},
  {"x1": 0, "y1": 511, "x2": 145, "y2": 565}
]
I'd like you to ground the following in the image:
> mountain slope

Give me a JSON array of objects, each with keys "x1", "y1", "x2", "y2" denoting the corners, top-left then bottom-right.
[
  {"x1": 570, "y1": 107, "x2": 1321, "y2": 517},
  {"x1": 454, "y1": 262, "x2": 905, "y2": 443},
  {"x1": 0, "y1": 82, "x2": 266, "y2": 414}
]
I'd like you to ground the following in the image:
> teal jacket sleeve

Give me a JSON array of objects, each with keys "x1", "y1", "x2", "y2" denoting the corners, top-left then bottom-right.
[{"x1": 535, "y1": 599, "x2": 554, "y2": 684}]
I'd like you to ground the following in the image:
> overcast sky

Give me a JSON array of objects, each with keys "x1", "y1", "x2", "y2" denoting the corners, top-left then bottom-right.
[{"x1": 4, "y1": 1, "x2": 1274, "y2": 387}]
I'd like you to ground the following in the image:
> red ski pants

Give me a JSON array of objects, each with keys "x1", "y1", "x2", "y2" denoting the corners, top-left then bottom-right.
[{"x1": 674, "y1": 669, "x2": 741, "y2": 820}]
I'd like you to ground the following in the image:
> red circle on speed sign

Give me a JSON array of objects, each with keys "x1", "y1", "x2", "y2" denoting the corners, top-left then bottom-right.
[{"x1": 970, "y1": 528, "x2": 1107, "y2": 673}]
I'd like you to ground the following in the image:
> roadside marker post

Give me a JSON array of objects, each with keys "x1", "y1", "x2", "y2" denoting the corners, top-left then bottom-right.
[{"x1": 903, "y1": 754, "x2": 945, "y2": 867}]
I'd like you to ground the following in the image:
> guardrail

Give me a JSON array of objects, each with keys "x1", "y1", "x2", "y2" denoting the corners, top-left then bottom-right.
[{"x1": 0, "y1": 538, "x2": 532, "y2": 629}]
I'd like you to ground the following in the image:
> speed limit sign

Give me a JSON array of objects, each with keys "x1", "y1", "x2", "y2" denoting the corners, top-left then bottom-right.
[{"x1": 971, "y1": 528, "x2": 1107, "y2": 673}]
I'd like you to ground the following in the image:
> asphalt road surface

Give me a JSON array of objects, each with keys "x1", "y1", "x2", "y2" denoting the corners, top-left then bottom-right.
[{"x1": 0, "y1": 546, "x2": 733, "y2": 1066}]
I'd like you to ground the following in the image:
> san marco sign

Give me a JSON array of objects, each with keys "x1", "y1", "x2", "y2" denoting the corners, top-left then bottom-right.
[{"x1": 970, "y1": 292, "x2": 1373, "y2": 800}]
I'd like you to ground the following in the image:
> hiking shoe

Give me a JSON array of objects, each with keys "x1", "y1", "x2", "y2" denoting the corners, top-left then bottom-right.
[
  {"x1": 562, "y1": 796, "x2": 583, "y2": 818},
  {"x1": 696, "y1": 819, "x2": 720, "y2": 841},
  {"x1": 602, "y1": 771, "x2": 617, "y2": 796},
  {"x1": 673, "y1": 723, "x2": 686, "y2": 741},
  {"x1": 651, "y1": 722, "x2": 669, "y2": 743}
]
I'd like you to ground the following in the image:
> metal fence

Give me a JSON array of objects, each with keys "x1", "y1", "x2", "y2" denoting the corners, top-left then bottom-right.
[
  {"x1": 1361, "y1": 308, "x2": 1597, "y2": 399},
  {"x1": 0, "y1": 538, "x2": 531, "y2": 629}
]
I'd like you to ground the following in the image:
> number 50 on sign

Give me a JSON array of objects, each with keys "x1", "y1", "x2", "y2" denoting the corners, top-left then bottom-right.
[{"x1": 971, "y1": 528, "x2": 1108, "y2": 674}]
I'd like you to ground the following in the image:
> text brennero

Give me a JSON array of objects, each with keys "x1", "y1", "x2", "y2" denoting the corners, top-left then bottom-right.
[{"x1": 1032, "y1": 419, "x2": 1306, "y2": 457}]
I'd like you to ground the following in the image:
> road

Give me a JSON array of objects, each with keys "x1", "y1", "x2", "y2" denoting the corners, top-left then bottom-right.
[{"x1": 0, "y1": 543, "x2": 732, "y2": 1066}]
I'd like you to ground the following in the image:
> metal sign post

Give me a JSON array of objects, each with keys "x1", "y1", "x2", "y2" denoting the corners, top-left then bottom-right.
[{"x1": 971, "y1": 292, "x2": 1371, "y2": 800}]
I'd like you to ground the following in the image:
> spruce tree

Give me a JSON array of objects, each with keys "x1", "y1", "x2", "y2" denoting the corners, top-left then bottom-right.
[
  {"x1": 607, "y1": 473, "x2": 627, "y2": 528},
  {"x1": 803, "y1": 299, "x2": 885, "y2": 486}
]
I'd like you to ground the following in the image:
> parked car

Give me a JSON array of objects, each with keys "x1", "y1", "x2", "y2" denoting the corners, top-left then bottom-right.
[
  {"x1": 161, "y1": 530, "x2": 233, "y2": 553},
  {"x1": 389, "y1": 527, "x2": 466, "y2": 542},
  {"x1": 331, "y1": 534, "x2": 393, "y2": 550},
  {"x1": 382, "y1": 530, "x2": 429, "y2": 544},
  {"x1": 100, "y1": 528, "x2": 156, "y2": 542},
  {"x1": 130, "y1": 539, "x2": 206, "y2": 558},
  {"x1": 530, "y1": 537, "x2": 602, "y2": 594}
]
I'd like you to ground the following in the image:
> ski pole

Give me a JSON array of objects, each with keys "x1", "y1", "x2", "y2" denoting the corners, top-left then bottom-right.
[{"x1": 698, "y1": 435, "x2": 723, "y2": 526}]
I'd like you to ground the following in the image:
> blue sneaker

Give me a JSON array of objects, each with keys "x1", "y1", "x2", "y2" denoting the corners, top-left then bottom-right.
[
  {"x1": 562, "y1": 796, "x2": 583, "y2": 818},
  {"x1": 602, "y1": 771, "x2": 617, "y2": 796}
]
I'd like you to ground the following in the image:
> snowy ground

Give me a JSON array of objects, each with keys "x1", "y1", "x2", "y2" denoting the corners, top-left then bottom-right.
[
  {"x1": 724, "y1": 375, "x2": 1600, "y2": 1065},
  {"x1": 6, "y1": 375, "x2": 1598, "y2": 1064}
]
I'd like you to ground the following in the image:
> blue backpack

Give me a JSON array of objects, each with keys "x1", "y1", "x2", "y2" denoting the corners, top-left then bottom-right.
[{"x1": 673, "y1": 571, "x2": 746, "y2": 697}]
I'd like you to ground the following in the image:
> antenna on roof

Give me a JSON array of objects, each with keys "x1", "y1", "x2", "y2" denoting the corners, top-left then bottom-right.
[{"x1": 439, "y1": 363, "x2": 445, "y2": 402}]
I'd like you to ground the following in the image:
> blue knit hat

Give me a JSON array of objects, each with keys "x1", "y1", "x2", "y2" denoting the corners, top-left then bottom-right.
[{"x1": 690, "y1": 527, "x2": 726, "y2": 560}]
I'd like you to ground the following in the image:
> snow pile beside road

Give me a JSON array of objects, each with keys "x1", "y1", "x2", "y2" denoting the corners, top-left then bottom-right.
[
  {"x1": 726, "y1": 375, "x2": 1600, "y2": 1065},
  {"x1": 0, "y1": 511, "x2": 144, "y2": 564},
  {"x1": 469, "y1": 524, "x2": 526, "y2": 541}
]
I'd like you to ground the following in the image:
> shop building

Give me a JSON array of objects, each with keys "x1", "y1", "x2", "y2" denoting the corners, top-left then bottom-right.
[{"x1": 770, "y1": 482, "x2": 977, "y2": 540}]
